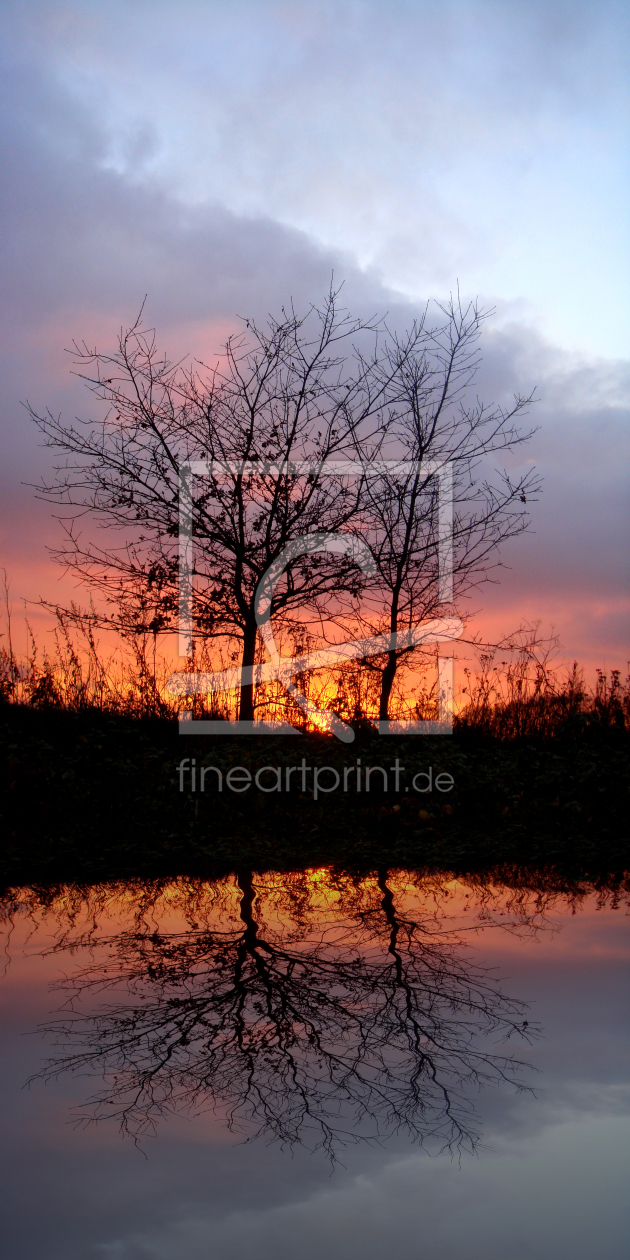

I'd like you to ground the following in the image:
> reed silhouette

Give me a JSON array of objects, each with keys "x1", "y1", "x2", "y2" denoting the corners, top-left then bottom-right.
[{"x1": 2, "y1": 577, "x2": 628, "y2": 736}]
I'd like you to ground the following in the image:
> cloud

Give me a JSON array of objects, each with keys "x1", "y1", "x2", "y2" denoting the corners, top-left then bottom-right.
[{"x1": 91, "y1": 1118, "x2": 629, "y2": 1260}]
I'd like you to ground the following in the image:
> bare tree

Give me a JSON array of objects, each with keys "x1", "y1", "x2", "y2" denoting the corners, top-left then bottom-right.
[
  {"x1": 27, "y1": 289, "x2": 400, "y2": 721},
  {"x1": 351, "y1": 295, "x2": 539, "y2": 721},
  {"x1": 27, "y1": 287, "x2": 538, "y2": 725}
]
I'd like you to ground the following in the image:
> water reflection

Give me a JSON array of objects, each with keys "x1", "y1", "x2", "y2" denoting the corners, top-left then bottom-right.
[{"x1": 1, "y1": 869, "x2": 625, "y2": 1161}]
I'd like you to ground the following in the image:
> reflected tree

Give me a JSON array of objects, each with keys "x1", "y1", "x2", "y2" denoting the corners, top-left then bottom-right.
[{"x1": 30, "y1": 870, "x2": 536, "y2": 1159}]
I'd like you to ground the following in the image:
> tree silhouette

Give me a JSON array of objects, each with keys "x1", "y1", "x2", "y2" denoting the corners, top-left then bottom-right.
[
  {"x1": 27, "y1": 290, "x2": 397, "y2": 721},
  {"x1": 351, "y1": 295, "x2": 538, "y2": 720},
  {"x1": 27, "y1": 287, "x2": 537, "y2": 725}
]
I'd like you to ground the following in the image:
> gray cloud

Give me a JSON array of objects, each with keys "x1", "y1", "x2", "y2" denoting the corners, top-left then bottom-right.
[{"x1": 2, "y1": 0, "x2": 627, "y2": 355}]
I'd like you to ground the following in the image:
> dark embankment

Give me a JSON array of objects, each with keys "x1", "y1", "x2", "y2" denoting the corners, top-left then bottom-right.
[{"x1": 1, "y1": 702, "x2": 628, "y2": 889}]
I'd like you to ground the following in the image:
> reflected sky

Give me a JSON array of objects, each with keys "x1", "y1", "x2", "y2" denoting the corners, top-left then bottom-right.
[{"x1": 0, "y1": 869, "x2": 628, "y2": 1259}]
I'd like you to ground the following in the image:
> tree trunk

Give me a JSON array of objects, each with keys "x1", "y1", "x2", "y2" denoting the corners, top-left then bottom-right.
[
  {"x1": 239, "y1": 617, "x2": 258, "y2": 723},
  {"x1": 379, "y1": 651, "x2": 398, "y2": 721},
  {"x1": 379, "y1": 596, "x2": 400, "y2": 722},
  {"x1": 377, "y1": 868, "x2": 404, "y2": 983},
  {"x1": 237, "y1": 869, "x2": 258, "y2": 947}
]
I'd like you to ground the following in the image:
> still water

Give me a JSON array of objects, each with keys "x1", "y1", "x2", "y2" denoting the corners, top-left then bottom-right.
[{"x1": 0, "y1": 870, "x2": 628, "y2": 1260}]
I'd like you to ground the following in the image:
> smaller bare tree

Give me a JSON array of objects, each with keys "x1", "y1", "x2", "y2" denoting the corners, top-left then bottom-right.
[{"x1": 353, "y1": 295, "x2": 539, "y2": 721}]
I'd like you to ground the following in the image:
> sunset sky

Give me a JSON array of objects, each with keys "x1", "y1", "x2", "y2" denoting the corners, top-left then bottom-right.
[{"x1": 0, "y1": 0, "x2": 628, "y2": 674}]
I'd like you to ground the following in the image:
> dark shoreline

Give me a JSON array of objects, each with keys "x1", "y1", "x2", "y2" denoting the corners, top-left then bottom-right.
[{"x1": 1, "y1": 703, "x2": 628, "y2": 890}]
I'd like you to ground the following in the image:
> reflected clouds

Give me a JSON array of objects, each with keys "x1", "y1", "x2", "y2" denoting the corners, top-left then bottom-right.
[
  {"x1": 3, "y1": 868, "x2": 621, "y2": 1159},
  {"x1": 0, "y1": 868, "x2": 628, "y2": 1260}
]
